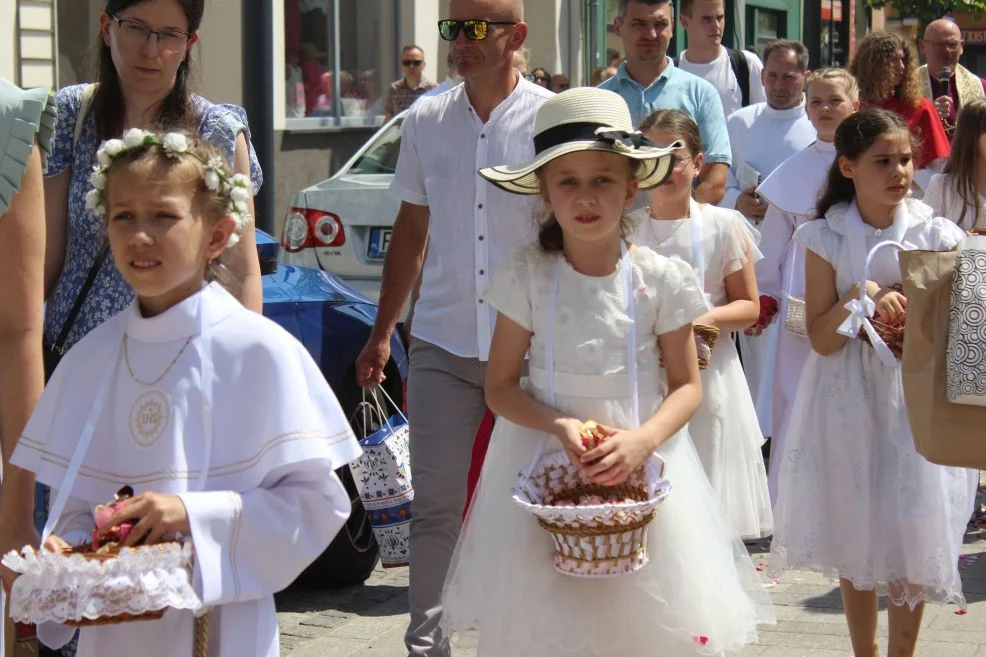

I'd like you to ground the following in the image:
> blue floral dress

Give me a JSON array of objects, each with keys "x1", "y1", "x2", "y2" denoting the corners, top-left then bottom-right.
[{"x1": 43, "y1": 83, "x2": 263, "y2": 349}]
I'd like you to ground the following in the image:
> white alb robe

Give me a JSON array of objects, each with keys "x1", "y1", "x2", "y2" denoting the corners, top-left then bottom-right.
[
  {"x1": 756, "y1": 139, "x2": 835, "y2": 505},
  {"x1": 10, "y1": 282, "x2": 362, "y2": 657},
  {"x1": 720, "y1": 101, "x2": 816, "y2": 436}
]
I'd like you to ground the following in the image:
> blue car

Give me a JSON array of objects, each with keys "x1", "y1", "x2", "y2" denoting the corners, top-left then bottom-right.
[{"x1": 258, "y1": 229, "x2": 408, "y2": 587}]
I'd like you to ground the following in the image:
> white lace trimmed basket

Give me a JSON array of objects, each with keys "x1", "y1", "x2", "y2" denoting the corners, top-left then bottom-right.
[
  {"x1": 512, "y1": 451, "x2": 671, "y2": 578},
  {"x1": 2, "y1": 541, "x2": 203, "y2": 627}
]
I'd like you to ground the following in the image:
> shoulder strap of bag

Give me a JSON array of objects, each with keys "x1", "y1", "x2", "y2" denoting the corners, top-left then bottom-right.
[
  {"x1": 50, "y1": 242, "x2": 109, "y2": 352},
  {"x1": 726, "y1": 47, "x2": 750, "y2": 107},
  {"x1": 73, "y1": 84, "x2": 98, "y2": 149}
]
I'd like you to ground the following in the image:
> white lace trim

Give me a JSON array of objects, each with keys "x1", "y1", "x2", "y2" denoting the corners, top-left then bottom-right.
[{"x1": 2, "y1": 542, "x2": 203, "y2": 624}]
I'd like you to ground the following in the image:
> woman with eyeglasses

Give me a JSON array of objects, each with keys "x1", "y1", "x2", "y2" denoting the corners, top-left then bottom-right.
[{"x1": 36, "y1": 4, "x2": 262, "y2": 653}]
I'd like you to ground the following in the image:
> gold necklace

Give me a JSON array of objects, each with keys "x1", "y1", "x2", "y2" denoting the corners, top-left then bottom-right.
[{"x1": 123, "y1": 335, "x2": 194, "y2": 386}]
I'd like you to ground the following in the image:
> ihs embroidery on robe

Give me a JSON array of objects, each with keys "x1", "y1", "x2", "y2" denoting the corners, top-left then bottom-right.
[{"x1": 129, "y1": 390, "x2": 172, "y2": 448}]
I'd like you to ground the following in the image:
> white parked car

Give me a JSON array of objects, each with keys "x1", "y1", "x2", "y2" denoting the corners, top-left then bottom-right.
[{"x1": 280, "y1": 112, "x2": 405, "y2": 300}]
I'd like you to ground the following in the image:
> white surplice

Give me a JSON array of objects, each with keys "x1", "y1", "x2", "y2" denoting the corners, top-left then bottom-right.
[
  {"x1": 755, "y1": 139, "x2": 835, "y2": 505},
  {"x1": 10, "y1": 282, "x2": 362, "y2": 657},
  {"x1": 720, "y1": 101, "x2": 817, "y2": 437}
]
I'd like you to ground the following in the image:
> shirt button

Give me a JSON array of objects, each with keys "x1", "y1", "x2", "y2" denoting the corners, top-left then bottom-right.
[
  {"x1": 479, "y1": 269, "x2": 485, "y2": 275},
  {"x1": 874, "y1": 229, "x2": 882, "y2": 236},
  {"x1": 481, "y1": 133, "x2": 486, "y2": 139},
  {"x1": 478, "y1": 235, "x2": 485, "y2": 241},
  {"x1": 478, "y1": 203, "x2": 484, "y2": 209}
]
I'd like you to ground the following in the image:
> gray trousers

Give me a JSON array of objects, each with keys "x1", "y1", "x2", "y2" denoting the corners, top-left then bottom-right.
[{"x1": 404, "y1": 340, "x2": 488, "y2": 657}]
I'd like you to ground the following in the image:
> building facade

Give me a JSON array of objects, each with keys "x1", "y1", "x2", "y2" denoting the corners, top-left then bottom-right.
[{"x1": 39, "y1": 0, "x2": 807, "y2": 235}]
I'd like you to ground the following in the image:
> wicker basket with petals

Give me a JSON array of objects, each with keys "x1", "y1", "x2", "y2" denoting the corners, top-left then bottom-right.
[
  {"x1": 659, "y1": 323, "x2": 720, "y2": 370},
  {"x1": 512, "y1": 451, "x2": 671, "y2": 578}
]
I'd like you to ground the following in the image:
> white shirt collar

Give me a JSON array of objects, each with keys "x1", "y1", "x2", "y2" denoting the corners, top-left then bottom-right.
[{"x1": 763, "y1": 97, "x2": 807, "y2": 119}]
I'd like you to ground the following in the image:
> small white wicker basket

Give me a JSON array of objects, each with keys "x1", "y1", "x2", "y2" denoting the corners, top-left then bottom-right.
[{"x1": 513, "y1": 451, "x2": 671, "y2": 578}]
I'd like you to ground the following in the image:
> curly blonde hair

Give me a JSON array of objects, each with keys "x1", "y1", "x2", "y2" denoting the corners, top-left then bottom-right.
[{"x1": 850, "y1": 32, "x2": 921, "y2": 108}]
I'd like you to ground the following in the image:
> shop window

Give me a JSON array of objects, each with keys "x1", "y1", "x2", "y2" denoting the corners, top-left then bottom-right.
[
  {"x1": 746, "y1": 6, "x2": 786, "y2": 53},
  {"x1": 284, "y1": 0, "x2": 398, "y2": 127}
]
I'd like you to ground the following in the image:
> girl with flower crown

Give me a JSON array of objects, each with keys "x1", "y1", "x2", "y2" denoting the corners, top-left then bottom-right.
[
  {"x1": 440, "y1": 88, "x2": 773, "y2": 657},
  {"x1": 3, "y1": 131, "x2": 361, "y2": 657}
]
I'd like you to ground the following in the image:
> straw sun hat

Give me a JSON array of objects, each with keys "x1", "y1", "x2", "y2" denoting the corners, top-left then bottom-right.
[{"x1": 480, "y1": 87, "x2": 682, "y2": 195}]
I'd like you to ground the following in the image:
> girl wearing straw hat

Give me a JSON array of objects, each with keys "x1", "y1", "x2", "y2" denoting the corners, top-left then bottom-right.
[{"x1": 441, "y1": 87, "x2": 774, "y2": 656}]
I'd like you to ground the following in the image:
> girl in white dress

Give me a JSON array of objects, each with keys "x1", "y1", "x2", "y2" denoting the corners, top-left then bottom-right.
[
  {"x1": 924, "y1": 99, "x2": 986, "y2": 231},
  {"x1": 755, "y1": 68, "x2": 859, "y2": 504},
  {"x1": 768, "y1": 109, "x2": 977, "y2": 657},
  {"x1": 6, "y1": 132, "x2": 361, "y2": 657},
  {"x1": 630, "y1": 109, "x2": 772, "y2": 540},
  {"x1": 441, "y1": 88, "x2": 773, "y2": 657}
]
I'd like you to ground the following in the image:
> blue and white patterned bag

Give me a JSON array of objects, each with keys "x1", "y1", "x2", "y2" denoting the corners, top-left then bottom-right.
[{"x1": 348, "y1": 388, "x2": 412, "y2": 568}]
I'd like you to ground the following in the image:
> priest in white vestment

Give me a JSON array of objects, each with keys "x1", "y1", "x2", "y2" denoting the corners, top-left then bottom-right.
[{"x1": 719, "y1": 40, "x2": 816, "y2": 439}]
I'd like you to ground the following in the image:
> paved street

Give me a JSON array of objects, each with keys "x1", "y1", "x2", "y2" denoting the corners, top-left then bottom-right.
[{"x1": 276, "y1": 513, "x2": 986, "y2": 657}]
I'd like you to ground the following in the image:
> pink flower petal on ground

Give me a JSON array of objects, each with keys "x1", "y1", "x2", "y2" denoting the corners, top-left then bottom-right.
[
  {"x1": 955, "y1": 609, "x2": 967, "y2": 615},
  {"x1": 756, "y1": 563, "x2": 766, "y2": 572},
  {"x1": 692, "y1": 636, "x2": 709, "y2": 646}
]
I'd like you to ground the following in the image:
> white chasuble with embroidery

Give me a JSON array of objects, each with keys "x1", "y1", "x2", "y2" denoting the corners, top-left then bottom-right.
[{"x1": 11, "y1": 283, "x2": 362, "y2": 657}]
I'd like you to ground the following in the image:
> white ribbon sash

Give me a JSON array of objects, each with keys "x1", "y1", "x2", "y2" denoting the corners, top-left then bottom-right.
[{"x1": 521, "y1": 242, "x2": 639, "y2": 480}]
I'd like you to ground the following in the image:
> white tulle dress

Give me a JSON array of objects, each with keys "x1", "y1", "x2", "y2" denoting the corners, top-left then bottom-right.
[
  {"x1": 441, "y1": 243, "x2": 774, "y2": 657},
  {"x1": 630, "y1": 201, "x2": 773, "y2": 539},
  {"x1": 769, "y1": 200, "x2": 978, "y2": 608}
]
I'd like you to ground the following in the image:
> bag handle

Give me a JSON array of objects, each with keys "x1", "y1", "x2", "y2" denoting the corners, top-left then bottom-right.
[
  {"x1": 361, "y1": 385, "x2": 409, "y2": 439},
  {"x1": 836, "y1": 239, "x2": 906, "y2": 368},
  {"x1": 47, "y1": 243, "x2": 109, "y2": 354}
]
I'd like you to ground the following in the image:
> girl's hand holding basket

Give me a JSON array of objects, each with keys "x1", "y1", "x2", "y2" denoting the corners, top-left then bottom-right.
[{"x1": 580, "y1": 425, "x2": 656, "y2": 487}]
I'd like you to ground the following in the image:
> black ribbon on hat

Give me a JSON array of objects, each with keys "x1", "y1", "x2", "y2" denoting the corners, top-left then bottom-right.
[{"x1": 533, "y1": 121, "x2": 658, "y2": 155}]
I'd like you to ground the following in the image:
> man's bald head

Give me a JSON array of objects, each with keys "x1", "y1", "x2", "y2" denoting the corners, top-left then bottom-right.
[
  {"x1": 921, "y1": 18, "x2": 963, "y2": 72},
  {"x1": 449, "y1": 0, "x2": 523, "y2": 21},
  {"x1": 925, "y1": 18, "x2": 961, "y2": 41}
]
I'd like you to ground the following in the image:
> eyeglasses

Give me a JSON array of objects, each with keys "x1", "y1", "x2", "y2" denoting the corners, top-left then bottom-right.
[
  {"x1": 111, "y1": 14, "x2": 191, "y2": 54},
  {"x1": 402, "y1": 59, "x2": 423, "y2": 67},
  {"x1": 438, "y1": 19, "x2": 517, "y2": 41},
  {"x1": 924, "y1": 39, "x2": 963, "y2": 52}
]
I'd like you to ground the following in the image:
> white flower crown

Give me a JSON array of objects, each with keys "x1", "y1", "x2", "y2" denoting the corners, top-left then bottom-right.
[{"x1": 85, "y1": 129, "x2": 253, "y2": 248}]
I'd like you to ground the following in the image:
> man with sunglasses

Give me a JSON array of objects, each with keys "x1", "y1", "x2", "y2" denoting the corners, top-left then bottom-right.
[
  {"x1": 385, "y1": 45, "x2": 437, "y2": 121},
  {"x1": 355, "y1": 1, "x2": 551, "y2": 655}
]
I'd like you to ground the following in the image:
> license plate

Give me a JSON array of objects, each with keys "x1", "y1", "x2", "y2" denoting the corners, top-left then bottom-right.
[{"x1": 367, "y1": 227, "x2": 392, "y2": 260}]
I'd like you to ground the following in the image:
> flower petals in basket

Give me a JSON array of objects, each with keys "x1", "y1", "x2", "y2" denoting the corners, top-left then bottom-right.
[
  {"x1": 659, "y1": 323, "x2": 719, "y2": 370},
  {"x1": 858, "y1": 313, "x2": 906, "y2": 360},
  {"x1": 1, "y1": 540, "x2": 203, "y2": 627},
  {"x1": 512, "y1": 450, "x2": 671, "y2": 578}
]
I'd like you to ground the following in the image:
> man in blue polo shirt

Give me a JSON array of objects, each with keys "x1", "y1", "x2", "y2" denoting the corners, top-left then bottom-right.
[{"x1": 599, "y1": 0, "x2": 731, "y2": 203}]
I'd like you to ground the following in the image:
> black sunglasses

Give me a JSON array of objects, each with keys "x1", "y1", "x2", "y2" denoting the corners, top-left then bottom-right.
[
  {"x1": 438, "y1": 19, "x2": 517, "y2": 41},
  {"x1": 402, "y1": 59, "x2": 423, "y2": 66}
]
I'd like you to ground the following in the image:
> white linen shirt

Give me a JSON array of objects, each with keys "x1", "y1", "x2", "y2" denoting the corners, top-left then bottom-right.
[{"x1": 390, "y1": 76, "x2": 553, "y2": 360}]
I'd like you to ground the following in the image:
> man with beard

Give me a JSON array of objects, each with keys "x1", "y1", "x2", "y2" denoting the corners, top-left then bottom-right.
[
  {"x1": 720, "y1": 38, "x2": 815, "y2": 453},
  {"x1": 599, "y1": 0, "x2": 731, "y2": 204},
  {"x1": 917, "y1": 18, "x2": 986, "y2": 140}
]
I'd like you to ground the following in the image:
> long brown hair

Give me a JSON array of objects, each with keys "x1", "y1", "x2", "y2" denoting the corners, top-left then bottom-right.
[
  {"x1": 850, "y1": 31, "x2": 921, "y2": 108},
  {"x1": 942, "y1": 100, "x2": 986, "y2": 229},
  {"x1": 640, "y1": 109, "x2": 702, "y2": 157},
  {"x1": 816, "y1": 109, "x2": 913, "y2": 219},
  {"x1": 92, "y1": 0, "x2": 204, "y2": 140}
]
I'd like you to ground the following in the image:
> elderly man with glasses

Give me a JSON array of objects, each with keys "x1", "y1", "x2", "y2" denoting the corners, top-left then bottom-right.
[
  {"x1": 355, "y1": 1, "x2": 552, "y2": 655},
  {"x1": 385, "y1": 44, "x2": 437, "y2": 121},
  {"x1": 918, "y1": 18, "x2": 986, "y2": 139}
]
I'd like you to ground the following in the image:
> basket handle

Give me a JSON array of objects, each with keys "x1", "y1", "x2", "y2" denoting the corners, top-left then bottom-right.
[{"x1": 836, "y1": 239, "x2": 906, "y2": 368}]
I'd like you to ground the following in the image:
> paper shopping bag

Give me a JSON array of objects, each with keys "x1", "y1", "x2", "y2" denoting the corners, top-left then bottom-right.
[
  {"x1": 348, "y1": 390, "x2": 413, "y2": 568},
  {"x1": 899, "y1": 249, "x2": 986, "y2": 468}
]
